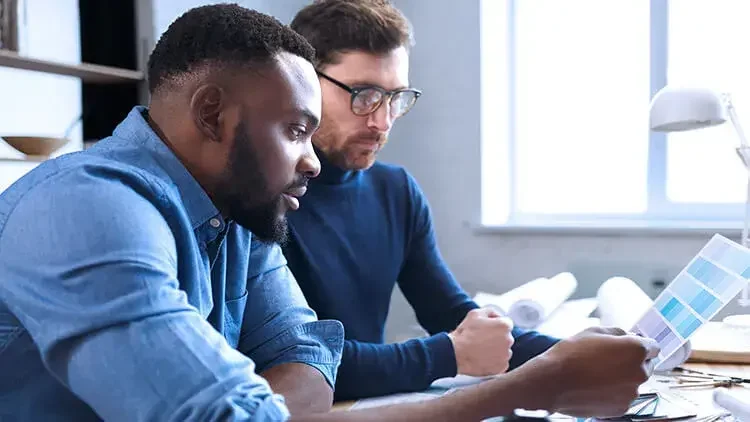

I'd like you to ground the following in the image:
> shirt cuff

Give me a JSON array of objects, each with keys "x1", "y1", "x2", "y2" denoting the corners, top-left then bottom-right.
[
  {"x1": 253, "y1": 320, "x2": 345, "y2": 389},
  {"x1": 423, "y1": 332, "x2": 458, "y2": 381}
]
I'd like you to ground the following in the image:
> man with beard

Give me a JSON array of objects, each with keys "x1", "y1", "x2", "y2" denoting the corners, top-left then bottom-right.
[
  {"x1": 282, "y1": 0, "x2": 649, "y2": 403},
  {"x1": 0, "y1": 3, "x2": 659, "y2": 421},
  {"x1": 0, "y1": 4, "x2": 343, "y2": 420}
]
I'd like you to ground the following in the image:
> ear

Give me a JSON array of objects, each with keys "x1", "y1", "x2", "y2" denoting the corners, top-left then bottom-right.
[{"x1": 189, "y1": 84, "x2": 226, "y2": 143}]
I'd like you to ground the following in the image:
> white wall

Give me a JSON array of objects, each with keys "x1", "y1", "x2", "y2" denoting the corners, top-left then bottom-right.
[
  {"x1": 151, "y1": 1, "x2": 747, "y2": 342},
  {"x1": 152, "y1": 0, "x2": 307, "y2": 37},
  {"x1": 0, "y1": 0, "x2": 83, "y2": 191}
]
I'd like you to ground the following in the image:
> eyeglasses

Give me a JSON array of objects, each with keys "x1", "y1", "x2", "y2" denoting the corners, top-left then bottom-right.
[{"x1": 317, "y1": 71, "x2": 422, "y2": 119}]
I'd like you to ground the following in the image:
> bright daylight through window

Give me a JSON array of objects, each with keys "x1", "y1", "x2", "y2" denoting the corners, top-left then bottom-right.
[{"x1": 481, "y1": 0, "x2": 750, "y2": 228}]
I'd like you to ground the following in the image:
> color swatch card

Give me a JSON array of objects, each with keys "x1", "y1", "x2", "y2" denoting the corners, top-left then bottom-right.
[{"x1": 632, "y1": 234, "x2": 750, "y2": 369}]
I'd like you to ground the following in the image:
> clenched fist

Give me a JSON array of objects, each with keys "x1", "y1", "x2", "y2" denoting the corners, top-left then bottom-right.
[{"x1": 448, "y1": 308, "x2": 514, "y2": 376}]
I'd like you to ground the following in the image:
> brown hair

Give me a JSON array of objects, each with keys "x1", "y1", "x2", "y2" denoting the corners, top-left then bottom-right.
[{"x1": 290, "y1": 0, "x2": 414, "y2": 68}]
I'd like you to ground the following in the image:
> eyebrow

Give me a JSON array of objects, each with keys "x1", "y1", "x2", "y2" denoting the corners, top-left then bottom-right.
[
  {"x1": 346, "y1": 79, "x2": 410, "y2": 91},
  {"x1": 300, "y1": 108, "x2": 320, "y2": 129}
]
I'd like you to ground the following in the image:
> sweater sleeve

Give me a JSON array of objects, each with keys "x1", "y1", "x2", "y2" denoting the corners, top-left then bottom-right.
[
  {"x1": 396, "y1": 171, "x2": 560, "y2": 374},
  {"x1": 333, "y1": 334, "x2": 456, "y2": 401},
  {"x1": 332, "y1": 170, "x2": 559, "y2": 400}
]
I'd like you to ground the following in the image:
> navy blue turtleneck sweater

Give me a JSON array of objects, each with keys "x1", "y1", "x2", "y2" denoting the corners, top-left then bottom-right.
[{"x1": 282, "y1": 150, "x2": 559, "y2": 401}]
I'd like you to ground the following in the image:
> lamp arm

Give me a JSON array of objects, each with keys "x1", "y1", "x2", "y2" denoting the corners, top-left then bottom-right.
[
  {"x1": 725, "y1": 95, "x2": 750, "y2": 148},
  {"x1": 728, "y1": 95, "x2": 750, "y2": 306},
  {"x1": 744, "y1": 168, "x2": 750, "y2": 249},
  {"x1": 741, "y1": 169, "x2": 750, "y2": 307}
]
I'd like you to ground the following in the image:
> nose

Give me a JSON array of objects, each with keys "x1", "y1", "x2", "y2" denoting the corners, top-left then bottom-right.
[
  {"x1": 367, "y1": 100, "x2": 394, "y2": 133},
  {"x1": 298, "y1": 141, "x2": 321, "y2": 179}
]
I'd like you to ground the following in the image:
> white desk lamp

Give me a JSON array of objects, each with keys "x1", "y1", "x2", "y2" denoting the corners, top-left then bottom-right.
[{"x1": 649, "y1": 86, "x2": 750, "y2": 327}]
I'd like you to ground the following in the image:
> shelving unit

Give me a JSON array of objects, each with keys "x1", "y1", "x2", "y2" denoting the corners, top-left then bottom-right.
[
  {"x1": 0, "y1": 0, "x2": 153, "y2": 164},
  {"x1": 0, "y1": 49, "x2": 144, "y2": 163},
  {"x1": 0, "y1": 49, "x2": 143, "y2": 162},
  {"x1": 0, "y1": 49, "x2": 143, "y2": 84}
]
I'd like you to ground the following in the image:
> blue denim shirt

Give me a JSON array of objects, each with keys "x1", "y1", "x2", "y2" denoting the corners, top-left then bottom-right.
[{"x1": 0, "y1": 106, "x2": 344, "y2": 421}]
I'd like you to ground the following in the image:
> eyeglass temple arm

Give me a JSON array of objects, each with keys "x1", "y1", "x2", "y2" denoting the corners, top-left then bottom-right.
[{"x1": 316, "y1": 71, "x2": 353, "y2": 93}]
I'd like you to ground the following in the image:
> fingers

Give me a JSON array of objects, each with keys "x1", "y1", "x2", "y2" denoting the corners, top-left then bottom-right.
[
  {"x1": 642, "y1": 357, "x2": 658, "y2": 376},
  {"x1": 622, "y1": 335, "x2": 660, "y2": 359},
  {"x1": 473, "y1": 307, "x2": 502, "y2": 318},
  {"x1": 587, "y1": 326, "x2": 627, "y2": 336},
  {"x1": 468, "y1": 308, "x2": 515, "y2": 330},
  {"x1": 641, "y1": 337, "x2": 660, "y2": 360},
  {"x1": 498, "y1": 316, "x2": 514, "y2": 330}
]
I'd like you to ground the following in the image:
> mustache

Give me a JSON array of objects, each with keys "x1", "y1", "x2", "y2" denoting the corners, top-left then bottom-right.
[
  {"x1": 287, "y1": 175, "x2": 309, "y2": 190},
  {"x1": 353, "y1": 132, "x2": 385, "y2": 143}
]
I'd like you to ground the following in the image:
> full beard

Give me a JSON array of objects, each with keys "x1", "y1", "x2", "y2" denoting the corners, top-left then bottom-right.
[
  {"x1": 218, "y1": 122, "x2": 289, "y2": 245},
  {"x1": 226, "y1": 193, "x2": 288, "y2": 245}
]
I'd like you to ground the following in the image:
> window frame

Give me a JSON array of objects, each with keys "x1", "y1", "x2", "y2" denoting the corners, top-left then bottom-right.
[{"x1": 480, "y1": 0, "x2": 747, "y2": 230}]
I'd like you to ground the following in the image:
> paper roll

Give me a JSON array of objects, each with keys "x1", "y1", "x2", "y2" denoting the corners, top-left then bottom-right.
[
  {"x1": 596, "y1": 276, "x2": 691, "y2": 371},
  {"x1": 714, "y1": 388, "x2": 750, "y2": 422},
  {"x1": 504, "y1": 272, "x2": 578, "y2": 329},
  {"x1": 597, "y1": 277, "x2": 653, "y2": 329}
]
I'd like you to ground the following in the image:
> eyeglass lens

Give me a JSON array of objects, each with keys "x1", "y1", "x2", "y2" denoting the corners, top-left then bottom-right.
[{"x1": 351, "y1": 88, "x2": 418, "y2": 118}]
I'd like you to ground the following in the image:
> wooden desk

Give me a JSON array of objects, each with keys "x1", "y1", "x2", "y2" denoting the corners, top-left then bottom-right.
[{"x1": 330, "y1": 363, "x2": 750, "y2": 413}]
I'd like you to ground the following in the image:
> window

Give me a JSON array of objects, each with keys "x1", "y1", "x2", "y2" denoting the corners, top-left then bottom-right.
[
  {"x1": 666, "y1": 0, "x2": 750, "y2": 206},
  {"x1": 481, "y1": 0, "x2": 750, "y2": 228}
]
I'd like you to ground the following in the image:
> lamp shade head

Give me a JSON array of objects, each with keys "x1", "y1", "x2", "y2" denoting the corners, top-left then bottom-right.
[{"x1": 649, "y1": 86, "x2": 727, "y2": 132}]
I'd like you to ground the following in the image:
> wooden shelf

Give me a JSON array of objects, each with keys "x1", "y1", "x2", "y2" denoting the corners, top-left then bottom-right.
[{"x1": 0, "y1": 49, "x2": 143, "y2": 84}]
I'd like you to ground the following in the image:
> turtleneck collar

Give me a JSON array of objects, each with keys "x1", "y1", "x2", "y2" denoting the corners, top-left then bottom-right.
[{"x1": 313, "y1": 145, "x2": 359, "y2": 185}]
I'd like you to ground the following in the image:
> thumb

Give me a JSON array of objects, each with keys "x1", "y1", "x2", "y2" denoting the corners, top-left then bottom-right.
[
  {"x1": 498, "y1": 316, "x2": 514, "y2": 330},
  {"x1": 480, "y1": 305, "x2": 504, "y2": 318}
]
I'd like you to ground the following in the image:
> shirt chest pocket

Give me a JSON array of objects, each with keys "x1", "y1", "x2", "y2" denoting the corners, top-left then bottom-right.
[
  {"x1": 222, "y1": 290, "x2": 248, "y2": 349},
  {"x1": 204, "y1": 228, "x2": 250, "y2": 349}
]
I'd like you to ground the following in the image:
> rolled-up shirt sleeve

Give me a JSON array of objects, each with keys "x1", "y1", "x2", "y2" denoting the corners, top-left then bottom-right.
[
  {"x1": 0, "y1": 170, "x2": 290, "y2": 421},
  {"x1": 239, "y1": 238, "x2": 344, "y2": 388}
]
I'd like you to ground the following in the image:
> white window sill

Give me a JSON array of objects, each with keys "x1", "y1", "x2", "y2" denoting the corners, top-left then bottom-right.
[{"x1": 474, "y1": 220, "x2": 744, "y2": 238}]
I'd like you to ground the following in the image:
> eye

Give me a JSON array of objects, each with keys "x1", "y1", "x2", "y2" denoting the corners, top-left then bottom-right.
[{"x1": 289, "y1": 125, "x2": 307, "y2": 140}]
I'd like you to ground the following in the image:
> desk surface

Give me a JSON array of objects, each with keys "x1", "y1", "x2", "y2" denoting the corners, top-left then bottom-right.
[{"x1": 331, "y1": 363, "x2": 750, "y2": 413}]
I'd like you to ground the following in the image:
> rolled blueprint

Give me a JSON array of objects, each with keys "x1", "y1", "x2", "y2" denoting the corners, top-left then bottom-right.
[
  {"x1": 714, "y1": 388, "x2": 750, "y2": 422},
  {"x1": 597, "y1": 276, "x2": 652, "y2": 328},
  {"x1": 503, "y1": 272, "x2": 578, "y2": 329},
  {"x1": 597, "y1": 276, "x2": 691, "y2": 371}
]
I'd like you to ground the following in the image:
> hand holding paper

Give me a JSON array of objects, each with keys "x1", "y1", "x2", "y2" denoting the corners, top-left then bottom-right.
[
  {"x1": 597, "y1": 276, "x2": 692, "y2": 371},
  {"x1": 533, "y1": 327, "x2": 660, "y2": 418}
]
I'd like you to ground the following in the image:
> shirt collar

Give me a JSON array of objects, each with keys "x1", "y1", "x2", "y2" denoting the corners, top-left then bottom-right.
[{"x1": 112, "y1": 106, "x2": 222, "y2": 231}]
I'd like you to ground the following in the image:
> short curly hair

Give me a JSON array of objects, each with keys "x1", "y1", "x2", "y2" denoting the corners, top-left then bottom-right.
[
  {"x1": 290, "y1": 0, "x2": 413, "y2": 67},
  {"x1": 147, "y1": 3, "x2": 316, "y2": 94}
]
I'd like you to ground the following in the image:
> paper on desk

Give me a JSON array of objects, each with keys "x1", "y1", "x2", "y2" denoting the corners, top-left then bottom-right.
[
  {"x1": 349, "y1": 391, "x2": 442, "y2": 410},
  {"x1": 474, "y1": 272, "x2": 578, "y2": 329},
  {"x1": 350, "y1": 375, "x2": 489, "y2": 410},
  {"x1": 714, "y1": 388, "x2": 750, "y2": 422}
]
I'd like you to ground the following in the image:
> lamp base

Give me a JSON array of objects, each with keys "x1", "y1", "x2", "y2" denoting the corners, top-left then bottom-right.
[{"x1": 723, "y1": 314, "x2": 750, "y2": 328}]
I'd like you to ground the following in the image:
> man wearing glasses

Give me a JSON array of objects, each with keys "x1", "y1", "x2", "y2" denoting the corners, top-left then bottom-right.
[{"x1": 283, "y1": 0, "x2": 647, "y2": 402}]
